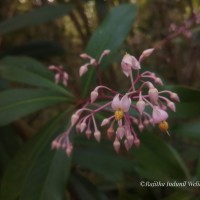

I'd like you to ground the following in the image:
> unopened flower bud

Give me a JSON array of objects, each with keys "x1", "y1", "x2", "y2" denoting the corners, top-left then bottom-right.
[
  {"x1": 149, "y1": 87, "x2": 159, "y2": 104},
  {"x1": 167, "y1": 101, "x2": 176, "y2": 112},
  {"x1": 139, "y1": 48, "x2": 154, "y2": 62},
  {"x1": 71, "y1": 113, "x2": 79, "y2": 126},
  {"x1": 126, "y1": 134, "x2": 134, "y2": 146},
  {"x1": 107, "y1": 127, "x2": 114, "y2": 139},
  {"x1": 124, "y1": 139, "x2": 130, "y2": 151},
  {"x1": 113, "y1": 139, "x2": 120, "y2": 153},
  {"x1": 154, "y1": 77, "x2": 163, "y2": 85},
  {"x1": 94, "y1": 130, "x2": 101, "y2": 142},
  {"x1": 143, "y1": 119, "x2": 149, "y2": 126},
  {"x1": 132, "y1": 117, "x2": 139, "y2": 124},
  {"x1": 51, "y1": 140, "x2": 59, "y2": 149},
  {"x1": 101, "y1": 118, "x2": 110, "y2": 126},
  {"x1": 90, "y1": 58, "x2": 96, "y2": 65},
  {"x1": 75, "y1": 123, "x2": 81, "y2": 133},
  {"x1": 79, "y1": 64, "x2": 88, "y2": 76},
  {"x1": 80, "y1": 122, "x2": 87, "y2": 132},
  {"x1": 66, "y1": 144, "x2": 73, "y2": 156},
  {"x1": 170, "y1": 92, "x2": 180, "y2": 102},
  {"x1": 90, "y1": 90, "x2": 98, "y2": 103},
  {"x1": 80, "y1": 53, "x2": 90, "y2": 59},
  {"x1": 48, "y1": 65, "x2": 57, "y2": 70},
  {"x1": 55, "y1": 73, "x2": 61, "y2": 84},
  {"x1": 86, "y1": 129, "x2": 92, "y2": 139},
  {"x1": 102, "y1": 49, "x2": 110, "y2": 56},
  {"x1": 133, "y1": 137, "x2": 140, "y2": 147},
  {"x1": 136, "y1": 100, "x2": 146, "y2": 115},
  {"x1": 139, "y1": 123, "x2": 144, "y2": 132},
  {"x1": 116, "y1": 126, "x2": 125, "y2": 139}
]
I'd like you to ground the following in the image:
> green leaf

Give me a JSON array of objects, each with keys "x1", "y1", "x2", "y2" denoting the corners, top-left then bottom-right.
[
  {"x1": 69, "y1": 172, "x2": 108, "y2": 200},
  {"x1": 196, "y1": 155, "x2": 200, "y2": 180},
  {"x1": 0, "y1": 112, "x2": 71, "y2": 200},
  {"x1": 0, "y1": 89, "x2": 68, "y2": 126},
  {"x1": 82, "y1": 4, "x2": 136, "y2": 97},
  {"x1": 174, "y1": 121, "x2": 200, "y2": 140},
  {"x1": 131, "y1": 132, "x2": 190, "y2": 181},
  {"x1": 0, "y1": 40, "x2": 65, "y2": 59},
  {"x1": 73, "y1": 137, "x2": 133, "y2": 181},
  {"x1": 0, "y1": 3, "x2": 74, "y2": 35},
  {"x1": 162, "y1": 191, "x2": 194, "y2": 200},
  {"x1": 0, "y1": 56, "x2": 72, "y2": 96}
]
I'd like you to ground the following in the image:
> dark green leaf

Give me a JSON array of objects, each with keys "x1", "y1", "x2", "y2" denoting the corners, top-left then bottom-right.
[
  {"x1": 73, "y1": 137, "x2": 133, "y2": 181},
  {"x1": 196, "y1": 155, "x2": 200, "y2": 181},
  {"x1": 0, "y1": 56, "x2": 72, "y2": 96},
  {"x1": 131, "y1": 132, "x2": 190, "y2": 181},
  {"x1": 0, "y1": 4, "x2": 74, "y2": 35},
  {"x1": 162, "y1": 191, "x2": 194, "y2": 200},
  {"x1": 82, "y1": 4, "x2": 136, "y2": 97},
  {"x1": 69, "y1": 172, "x2": 108, "y2": 200},
  {"x1": 0, "y1": 89, "x2": 68, "y2": 126},
  {"x1": 174, "y1": 121, "x2": 200, "y2": 140},
  {"x1": 0, "y1": 40, "x2": 65, "y2": 59},
  {"x1": 0, "y1": 112, "x2": 71, "y2": 200}
]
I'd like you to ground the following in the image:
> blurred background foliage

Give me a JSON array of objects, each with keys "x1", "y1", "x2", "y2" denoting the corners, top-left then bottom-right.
[{"x1": 0, "y1": 0, "x2": 200, "y2": 200}]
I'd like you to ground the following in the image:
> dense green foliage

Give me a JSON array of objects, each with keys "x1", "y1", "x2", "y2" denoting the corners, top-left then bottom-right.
[{"x1": 0, "y1": 0, "x2": 200, "y2": 200}]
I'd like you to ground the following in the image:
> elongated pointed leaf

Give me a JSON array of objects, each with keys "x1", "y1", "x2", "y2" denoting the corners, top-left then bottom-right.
[
  {"x1": 82, "y1": 4, "x2": 136, "y2": 97},
  {"x1": 0, "y1": 4, "x2": 73, "y2": 35},
  {"x1": 174, "y1": 121, "x2": 200, "y2": 140},
  {"x1": 69, "y1": 172, "x2": 108, "y2": 200},
  {"x1": 0, "y1": 89, "x2": 68, "y2": 126},
  {"x1": 0, "y1": 112, "x2": 71, "y2": 200},
  {"x1": 0, "y1": 56, "x2": 72, "y2": 96},
  {"x1": 73, "y1": 137, "x2": 133, "y2": 181},
  {"x1": 131, "y1": 132, "x2": 190, "y2": 181},
  {"x1": 0, "y1": 40, "x2": 65, "y2": 58}
]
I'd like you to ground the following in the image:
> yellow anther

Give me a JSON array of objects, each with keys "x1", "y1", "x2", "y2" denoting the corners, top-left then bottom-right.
[
  {"x1": 114, "y1": 109, "x2": 124, "y2": 121},
  {"x1": 158, "y1": 121, "x2": 170, "y2": 136}
]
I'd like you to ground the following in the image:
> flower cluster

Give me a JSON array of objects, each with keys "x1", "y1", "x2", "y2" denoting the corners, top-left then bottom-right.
[
  {"x1": 48, "y1": 65, "x2": 69, "y2": 86},
  {"x1": 51, "y1": 49, "x2": 180, "y2": 156}
]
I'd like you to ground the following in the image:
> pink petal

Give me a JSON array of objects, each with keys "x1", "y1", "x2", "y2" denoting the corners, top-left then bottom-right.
[
  {"x1": 131, "y1": 56, "x2": 141, "y2": 70},
  {"x1": 121, "y1": 54, "x2": 133, "y2": 76},
  {"x1": 152, "y1": 107, "x2": 168, "y2": 124},
  {"x1": 111, "y1": 94, "x2": 121, "y2": 111},
  {"x1": 120, "y1": 95, "x2": 131, "y2": 112}
]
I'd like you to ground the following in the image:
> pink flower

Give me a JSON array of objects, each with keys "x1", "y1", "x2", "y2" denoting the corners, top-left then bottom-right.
[
  {"x1": 121, "y1": 54, "x2": 140, "y2": 76},
  {"x1": 152, "y1": 106, "x2": 168, "y2": 124},
  {"x1": 111, "y1": 94, "x2": 131, "y2": 113},
  {"x1": 48, "y1": 65, "x2": 69, "y2": 86}
]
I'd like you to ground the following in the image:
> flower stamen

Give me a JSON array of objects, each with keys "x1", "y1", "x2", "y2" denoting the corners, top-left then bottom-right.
[{"x1": 115, "y1": 109, "x2": 124, "y2": 120}]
